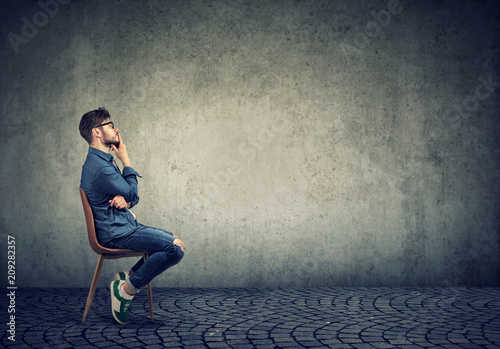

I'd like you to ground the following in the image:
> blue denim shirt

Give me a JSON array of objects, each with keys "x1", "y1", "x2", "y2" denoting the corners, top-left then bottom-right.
[{"x1": 80, "y1": 147, "x2": 142, "y2": 245}]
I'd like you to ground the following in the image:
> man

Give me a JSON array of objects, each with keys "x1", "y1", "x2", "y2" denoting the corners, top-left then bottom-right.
[{"x1": 79, "y1": 107, "x2": 185, "y2": 324}]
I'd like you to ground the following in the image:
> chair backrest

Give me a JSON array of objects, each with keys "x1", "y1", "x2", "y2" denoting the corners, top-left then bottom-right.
[
  {"x1": 79, "y1": 188, "x2": 142, "y2": 256},
  {"x1": 79, "y1": 188, "x2": 110, "y2": 255}
]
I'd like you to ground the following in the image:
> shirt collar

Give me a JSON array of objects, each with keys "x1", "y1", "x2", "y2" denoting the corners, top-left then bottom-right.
[{"x1": 88, "y1": 146, "x2": 113, "y2": 162}]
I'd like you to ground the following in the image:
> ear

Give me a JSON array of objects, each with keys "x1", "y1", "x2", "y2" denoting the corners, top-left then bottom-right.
[{"x1": 92, "y1": 127, "x2": 102, "y2": 141}]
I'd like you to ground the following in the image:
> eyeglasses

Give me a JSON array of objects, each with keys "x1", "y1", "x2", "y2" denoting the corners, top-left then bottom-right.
[{"x1": 96, "y1": 121, "x2": 114, "y2": 129}]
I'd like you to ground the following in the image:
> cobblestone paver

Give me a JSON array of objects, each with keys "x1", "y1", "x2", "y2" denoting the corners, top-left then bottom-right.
[{"x1": 1, "y1": 287, "x2": 499, "y2": 348}]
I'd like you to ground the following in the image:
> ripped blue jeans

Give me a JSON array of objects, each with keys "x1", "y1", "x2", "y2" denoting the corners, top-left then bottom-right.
[{"x1": 104, "y1": 225, "x2": 184, "y2": 292}]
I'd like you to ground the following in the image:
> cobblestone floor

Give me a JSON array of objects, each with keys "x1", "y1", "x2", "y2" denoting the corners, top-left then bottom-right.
[{"x1": 1, "y1": 287, "x2": 499, "y2": 348}]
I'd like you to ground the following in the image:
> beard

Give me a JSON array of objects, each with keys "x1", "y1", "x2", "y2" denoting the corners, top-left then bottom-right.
[{"x1": 104, "y1": 134, "x2": 120, "y2": 147}]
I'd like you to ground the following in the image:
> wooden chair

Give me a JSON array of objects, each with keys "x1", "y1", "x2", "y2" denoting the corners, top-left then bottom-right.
[{"x1": 79, "y1": 188, "x2": 154, "y2": 323}]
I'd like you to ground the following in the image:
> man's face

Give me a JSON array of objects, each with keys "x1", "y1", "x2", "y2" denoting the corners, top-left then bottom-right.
[{"x1": 98, "y1": 119, "x2": 119, "y2": 147}]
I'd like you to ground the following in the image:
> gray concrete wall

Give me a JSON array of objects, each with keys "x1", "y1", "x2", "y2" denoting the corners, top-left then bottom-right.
[{"x1": 1, "y1": 0, "x2": 499, "y2": 288}]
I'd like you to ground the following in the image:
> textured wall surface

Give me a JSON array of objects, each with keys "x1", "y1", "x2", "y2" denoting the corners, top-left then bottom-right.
[{"x1": 0, "y1": 0, "x2": 499, "y2": 288}]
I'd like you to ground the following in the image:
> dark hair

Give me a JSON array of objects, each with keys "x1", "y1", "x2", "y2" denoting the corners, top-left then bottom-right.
[{"x1": 79, "y1": 107, "x2": 111, "y2": 144}]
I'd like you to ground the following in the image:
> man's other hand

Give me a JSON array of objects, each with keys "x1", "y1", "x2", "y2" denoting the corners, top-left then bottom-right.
[{"x1": 109, "y1": 195, "x2": 129, "y2": 209}]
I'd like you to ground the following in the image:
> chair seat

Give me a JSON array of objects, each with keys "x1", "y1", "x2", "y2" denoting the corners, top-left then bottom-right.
[
  {"x1": 101, "y1": 248, "x2": 146, "y2": 255},
  {"x1": 101, "y1": 250, "x2": 146, "y2": 260}
]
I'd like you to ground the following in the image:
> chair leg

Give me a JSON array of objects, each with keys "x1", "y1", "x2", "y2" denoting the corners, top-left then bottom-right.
[
  {"x1": 82, "y1": 255, "x2": 104, "y2": 323},
  {"x1": 147, "y1": 282, "x2": 154, "y2": 323},
  {"x1": 143, "y1": 253, "x2": 154, "y2": 323}
]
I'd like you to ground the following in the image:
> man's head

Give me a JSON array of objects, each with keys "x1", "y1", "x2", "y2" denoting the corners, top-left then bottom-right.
[{"x1": 79, "y1": 107, "x2": 119, "y2": 147}]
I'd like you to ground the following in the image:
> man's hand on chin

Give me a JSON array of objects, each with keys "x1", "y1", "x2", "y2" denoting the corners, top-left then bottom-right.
[{"x1": 111, "y1": 133, "x2": 131, "y2": 168}]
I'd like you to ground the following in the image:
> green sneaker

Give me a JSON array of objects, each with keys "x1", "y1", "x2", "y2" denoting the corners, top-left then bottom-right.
[
  {"x1": 110, "y1": 279, "x2": 133, "y2": 324},
  {"x1": 114, "y1": 271, "x2": 130, "y2": 281},
  {"x1": 108, "y1": 271, "x2": 130, "y2": 291}
]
